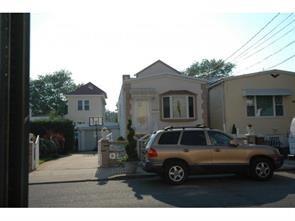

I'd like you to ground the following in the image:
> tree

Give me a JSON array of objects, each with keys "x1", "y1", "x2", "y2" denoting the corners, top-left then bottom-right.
[
  {"x1": 185, "y1": 59, "x2": 235, "y2": 81},
  {"x1": 125, "y1": 120, "x2": 138, "y2": 161},
  {"x1": 104, "y1": 110, "x2": 118, "y2": 123},
  {"x1": 30, "y1": 70, "x2": 79, "y2": 116}
]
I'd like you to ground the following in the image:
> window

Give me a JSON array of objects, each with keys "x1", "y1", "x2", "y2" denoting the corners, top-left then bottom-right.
[
  {"x1": 163, "y1": 97, "x2": 170, "y2": 118},
  {"x1": 246, "y1": 95, "x2": 284, "y2": 117},
  {"x1": 84, "y1": 100, "x2": 90, "y2": 111},
  {"x1": 77, "y1": 100, "x2": 90, "y2": 111},
  {"x1": 208, "y1": 131, "x2": 232, "y2": 146},
  {"x1": 162, "y1": 95, "x2": 195, "y2": 120},
  {"x1": 275, "y1": 96, "x2": 283, "y2": 116},
  {"x1": 256, "y1": 96, "x2": 273, "y2": 116},
  {"x1": 78, "y1": 100, "x2": 83, "y2": 111},
  {"x1": 158, "y1": 131, "x2": 180, "y2": 145},
  {"x1": 180, "y1": 131, "x2": 207, "y2": 146},
  {"x1": 246, "y1": 96, "x2": 255, "y2": 116}
]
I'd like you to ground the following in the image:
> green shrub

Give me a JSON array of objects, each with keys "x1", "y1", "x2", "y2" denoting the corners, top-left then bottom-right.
[
  {"x1": 39, "y1": 138, "x2": 58, "y2": 157},
  {"x1": 30, "y1": 119, "x2": 75, "y2": 153},
  {"x1": 117, "y1": 136, "x2": 125, "y2": 141}
]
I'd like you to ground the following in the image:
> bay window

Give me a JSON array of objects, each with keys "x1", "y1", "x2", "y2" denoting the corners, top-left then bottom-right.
[{"x1": 162, "y1": 95, "x2": 195, "y2": 120}]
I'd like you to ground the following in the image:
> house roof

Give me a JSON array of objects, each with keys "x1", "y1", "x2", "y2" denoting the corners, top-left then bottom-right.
[
  {"x1": 209, "y1": 69, "x2": 295, "y2": 89},
  {"x1": 135, "y1": 60, "x2": 183, "y2": 77},
  {"x1": 67, "y1": 82, "x2": 107, "y2": 97}
]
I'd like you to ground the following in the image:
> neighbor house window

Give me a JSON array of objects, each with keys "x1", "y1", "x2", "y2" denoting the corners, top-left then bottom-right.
[
  {"x1": 78, "y1": 100, "x2": 83, "y2": 111},
  {"x1": 84, "y1": 100, "x2": 90, "y2": 111},
  {"x1": 246, "y1": 95, "x2": 284, "y2": 117},
  {"x1": 77, "y1": 100, "x2": 90, "y2": 111},
  {"x1": 162, "y1": 95, "x2": 195, "y2": 120}
]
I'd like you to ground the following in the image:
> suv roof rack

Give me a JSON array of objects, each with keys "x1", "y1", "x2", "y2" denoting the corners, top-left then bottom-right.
[{"x1": 163, "y1": 124, "x2": 208, "y2": 131}]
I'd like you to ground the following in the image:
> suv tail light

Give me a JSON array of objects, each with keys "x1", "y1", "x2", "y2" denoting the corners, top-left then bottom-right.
[{"x1": 147, "y1": 148, "x2": 158, "y2": 158}]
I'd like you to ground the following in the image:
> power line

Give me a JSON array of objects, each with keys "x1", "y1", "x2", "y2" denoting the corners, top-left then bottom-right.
[
  {"x1": 232, "y1": 13, "x2": 294, "y2": 62},
  {"x1": 245, "y1": 40, "x2": 295, "y2": 70},
  {"x1": 240, "y1": 18, "x2": 295, "y2": 59},
  {"x1": 267, "y1": 54, "x2": 295, "y2": 69},
  {"x1": 243, "y1": 25, "x2": 295, "y2": 60},
  {"x1": 224, "y1": 13, "x2": 280, "y2": 62}
]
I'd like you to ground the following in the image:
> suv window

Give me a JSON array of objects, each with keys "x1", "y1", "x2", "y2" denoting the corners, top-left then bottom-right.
[
  {"x1": 180, "y1": 131, "x2": 207, "y2": 146},
  {"x1": 208, "y1": 131, "x2": 232, "y2": 146},
  {"x1": 158, "y1": 131, "x2": 180, "y2": 145}
]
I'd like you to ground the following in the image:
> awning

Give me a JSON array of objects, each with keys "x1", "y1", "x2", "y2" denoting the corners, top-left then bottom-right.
[{"x1": 242, "y1": 88, "x2": 292, "y2": 96}]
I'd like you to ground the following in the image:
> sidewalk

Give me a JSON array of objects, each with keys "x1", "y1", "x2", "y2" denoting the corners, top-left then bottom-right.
[
  {"x1": 29, "y1": 154, "x2": 295, "y2": 185},
  {"x1": 29, "y1": 165, "x2": 154, "y2": 185},
  {"x1": 29, "y1": 153, "x2": 154, "y2": 185}
]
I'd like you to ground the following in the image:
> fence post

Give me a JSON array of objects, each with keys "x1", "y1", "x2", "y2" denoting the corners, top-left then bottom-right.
[
  {"x1": 98, "y1": 139, "x2": 110, "y2": 168},
  {"x1": 35, "y1": 136, "x2": 39, "y2": 168}
]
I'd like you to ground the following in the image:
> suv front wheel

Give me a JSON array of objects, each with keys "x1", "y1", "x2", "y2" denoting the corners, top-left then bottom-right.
[{"x1": 164, "y1": 161, "x2": 188, "y2": 185}]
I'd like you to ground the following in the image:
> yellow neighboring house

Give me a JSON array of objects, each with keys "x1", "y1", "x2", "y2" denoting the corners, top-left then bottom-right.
[{"x1": 209, "y1": 69, "x2": 295, "y2": 147}]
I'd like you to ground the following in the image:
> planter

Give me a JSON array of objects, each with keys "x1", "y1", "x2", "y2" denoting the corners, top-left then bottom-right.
[{"x1": 125, "y1": 161, "x2": 138, "y2": 174}]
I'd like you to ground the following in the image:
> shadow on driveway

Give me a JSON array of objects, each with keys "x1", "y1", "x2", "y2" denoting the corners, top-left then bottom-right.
[{"x1": 123, "y1": 173, "x2": 295, "y2": 207}]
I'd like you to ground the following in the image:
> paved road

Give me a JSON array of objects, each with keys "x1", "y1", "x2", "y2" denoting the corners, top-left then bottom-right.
[{"x1": 29, "y1": 171, "x2": 295, "y2": 207}]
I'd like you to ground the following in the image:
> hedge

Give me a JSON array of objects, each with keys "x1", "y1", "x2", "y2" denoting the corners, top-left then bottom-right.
[{"x1": 30, "y1": 119, "x2": 75, "y2": 153}]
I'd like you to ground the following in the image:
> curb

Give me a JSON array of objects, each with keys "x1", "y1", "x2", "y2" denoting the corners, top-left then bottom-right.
[
  {"x1": 29, "y1": 174, "x2": 157, "y2": 185},
  {"x1": 29, "y1": 167, "x2": 295, "y2": 185}
]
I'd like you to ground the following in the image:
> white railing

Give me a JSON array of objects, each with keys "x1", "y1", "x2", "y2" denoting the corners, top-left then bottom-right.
[
  {"x1": 29, "y1": 134, "x2": 40, "y2": 171},
  {"x1": 106, "y1": 132, "x2": 113, "y2": 141},
  {"x1": 137, "y1": 134, "x2": 150, "y2": 161}
]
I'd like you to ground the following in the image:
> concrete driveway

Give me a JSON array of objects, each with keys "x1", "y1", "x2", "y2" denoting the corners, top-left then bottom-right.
[{"x1": 29, "y1": 152, "x2": 99, "y2": 183}]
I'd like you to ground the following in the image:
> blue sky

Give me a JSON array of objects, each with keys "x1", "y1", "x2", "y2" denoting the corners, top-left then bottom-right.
[{"x1": 30, "y1": 11, "x2": 295, "y2": 111}]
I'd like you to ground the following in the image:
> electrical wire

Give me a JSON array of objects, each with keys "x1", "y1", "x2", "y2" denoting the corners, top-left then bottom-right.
[
  {"x1": 243, "y1": 25, "x2": 295, "y2": 60},
  {"x1": 245, "y1": 40, "x2": 295, "y2": 70},
  {"x1": 231, "y1": 13, "x2": 294, "y2": 62},
  {"x1": 267, "y1": 54, "x2": 295, "y2": 69},
  {"x1": 224, "y1": 13, "x2": 281, "y2": 62}
]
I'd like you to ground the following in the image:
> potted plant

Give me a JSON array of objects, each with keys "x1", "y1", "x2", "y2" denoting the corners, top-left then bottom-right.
[{"x1": 125, "y1": 119, "x2": 139, "y2": 174}]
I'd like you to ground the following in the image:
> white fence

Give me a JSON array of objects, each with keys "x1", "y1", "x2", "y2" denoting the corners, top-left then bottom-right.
[
  {"x1": 137, "y1": 134, "x2": 150, "y2": 161},
  {"x1": 29, "y1": 134, "x2": 39, "y2": 172}
]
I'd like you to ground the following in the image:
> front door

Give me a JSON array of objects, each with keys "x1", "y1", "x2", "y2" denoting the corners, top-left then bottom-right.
[{"x1": 132, "y1": 99, "x2": 150, "y2": 134}]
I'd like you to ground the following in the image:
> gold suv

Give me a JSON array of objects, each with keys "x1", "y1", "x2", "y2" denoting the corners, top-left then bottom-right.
[{"x1": 142, "y1": 126, "x2": 284, "y2": 184}]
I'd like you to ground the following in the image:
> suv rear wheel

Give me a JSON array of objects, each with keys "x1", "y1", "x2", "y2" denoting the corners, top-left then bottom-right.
[
  {"x1": 250, "y1": 157, "x2": 274, "y2": 181},
  {"x1": 164, "y1": 161, "x2": 187, "y2": 185}
]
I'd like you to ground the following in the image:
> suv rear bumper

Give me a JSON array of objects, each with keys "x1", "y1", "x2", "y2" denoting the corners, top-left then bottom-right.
[{"x1": 141, "y1": 161, "x2": 162, "y2": 174}]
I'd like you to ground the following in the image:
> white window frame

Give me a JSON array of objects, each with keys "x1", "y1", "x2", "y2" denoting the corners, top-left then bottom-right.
[
  {"x1": 246, "y1": 95, "x2": 284, "y2": 117},
  {"x1": 162, "y1": 95, "x2": 195, "y2": 120}
]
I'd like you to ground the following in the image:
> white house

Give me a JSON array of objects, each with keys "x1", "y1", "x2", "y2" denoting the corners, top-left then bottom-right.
[
  {"x1": 118, "y1": 60, "x2": 208, "y2": 138},
  {"x1": 65, "y1": 82, "x2": 108, "y2": 151},
  {"x1": 65, "y1": 82, "x2": 107, "y2": 126}
]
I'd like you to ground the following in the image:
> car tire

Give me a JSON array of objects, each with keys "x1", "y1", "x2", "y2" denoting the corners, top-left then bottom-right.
[
  {"x1": 250, "y1": 157, "x2": 274, "y2": 181},
  {"x1": 164, "y1": 161, "x2": 187, "y2": 185}
]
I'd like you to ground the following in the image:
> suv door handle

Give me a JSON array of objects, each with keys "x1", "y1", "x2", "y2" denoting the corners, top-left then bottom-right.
[
  {"x1": 183, "y1": 148, "x2": 189, "y2": 152},
  {"x1": 214, "y1": 148, "x2": 220, "y2": 152}
]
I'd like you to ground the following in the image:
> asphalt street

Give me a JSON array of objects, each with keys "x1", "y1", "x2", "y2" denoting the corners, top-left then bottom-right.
[{"x1": 29, "y1": 171, "x2": 295, "y2": 207}]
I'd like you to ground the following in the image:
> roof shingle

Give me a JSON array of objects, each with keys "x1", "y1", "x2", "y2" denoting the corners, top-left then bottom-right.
[{"x1": 67, "y1": 82, "x2": 107, "y2": 97}]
